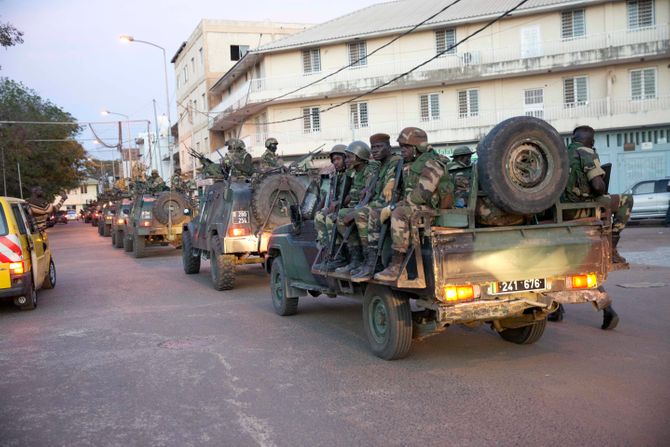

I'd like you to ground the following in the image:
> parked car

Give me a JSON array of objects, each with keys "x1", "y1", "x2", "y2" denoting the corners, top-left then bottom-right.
[
  {"x1": 626, "y1": 178, "x2": 670, "y2": 221},
  {"x1": 66, "y1": 210, "x2": 77, "y2": 221},
  {"x1": 0, "y1": 196, "x2": 57, "y2": 310},
  {"x1": 55, "y1": 211, "x2": 68, "y2": 225}
]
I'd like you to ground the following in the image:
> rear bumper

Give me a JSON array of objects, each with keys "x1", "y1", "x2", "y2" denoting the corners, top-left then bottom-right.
[
  {"x1": 0, "y1": 273, "x2": 31, "y2": 300},
  {"x1": 432, "y1": 296, "x2": 554, "y2": 324}
]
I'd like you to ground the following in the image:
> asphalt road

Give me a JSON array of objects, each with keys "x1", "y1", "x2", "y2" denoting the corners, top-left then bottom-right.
[{"x1": 1, "y1": 221, "x2": 669, "y2": 446}]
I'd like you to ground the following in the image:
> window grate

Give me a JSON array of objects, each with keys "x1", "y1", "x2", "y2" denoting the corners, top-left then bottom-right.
[
  {"x1": 561, "y1": 9, "x2": 585, "y2": 39},
  {"x1": 302, "y1": 49, "x2": 321, "y2": 74},
  {"x1": 563, "y1": 76, "x2": 588, "y2": 107},
  {"x1": 348, "y1": 41, "x2": 367, "y2": 67},
  {"x1": 458, "y1": 89, "x2": 479, "y2": 118},
  {"x1": 350, "y1": 102, "x2": 369, "y2": 129},
  {"x1": 627, "y1": 0, "x2": 654, "y2": 29},
  {"x1": 435, "y1": 28, "x2": 456, "y2": 55},
  {"x1": 631, "y1": 68, "x2": 656, "y2": 100},
  {"x1": 420, "y1": 93, "x2": 440, "y2": 121},
  {"x1": 303, "y1": 107, "x2": 320, "y2": 133}
]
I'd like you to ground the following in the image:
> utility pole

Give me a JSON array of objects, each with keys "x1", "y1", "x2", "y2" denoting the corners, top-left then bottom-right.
[{"x1": 17, "y1": 162, "x2": 23, "y2": 199}]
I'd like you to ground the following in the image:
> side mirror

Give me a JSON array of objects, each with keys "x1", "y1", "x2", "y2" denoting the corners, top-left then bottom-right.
[
  {"x1": 183, "y1": 208, "x2": 191, "y2": 216},
  {"x1": 289, "y1": 204, "x2": 302, "y2": 235},
  {"x1": 123, "y1": 209, "x2": 130, "y2": 215}
]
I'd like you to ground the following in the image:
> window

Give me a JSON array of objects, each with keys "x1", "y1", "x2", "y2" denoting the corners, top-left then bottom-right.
[
  {"x1": 457, "y1": 89, "x2": 479, "y2": 118},
  {"x1": 302, "y1": 48, "x2": 321, "y2": 74},
  {"x1": 348, "y1": 41, "x2": 367, "y2": 68},
  {"x1": 303, "y1": 107, "x2": 320, "y2": 133},
  {"x1": 199, "y1": 47, "x2": 204, "y2": 66},
  {"x1": 350, "y1": 102, "x2": 369, "y2": 129},
  {"x1": 524, "y1": 88, "x2": 544, "y2": 118},
  {"x1": 230, "y1": 45, "x2": 249, "y2": 61},
  {"x1": 435, "y1": 28, "x2": 456, "y2": 55},
  {"x1": 420, "y1": 93, "x2": 440, "y2": 121},
  {"x1": 630, "y1": 68, "x2": 656, "y2": 100},
  {"x1": 201, "y1": 93, "x2": 206, "y2": 110},
  {"x1": 627, "y1": 0, "x2": 654, "y2": 29},
  {"x1": 633, "y1": 181, "x2": 655, "y2": 194},
  {"x1": 561, "y1": 9, "x2": 585, "y2": 39},
  {"x1": 563, "y1": 76, "x2": 588, "y2": 107},
  {"x1": 177, "y1": 74, "x2": 180, "y2": 88},
  {"x1": 255, "y1": 113, "x2": 268, "y2": 143},
  {"x1": 183, "y1": 65, "x2": 188, "y2": 83},
  {"x1": 11, "y1": 204, "x2": 26, "y2": 235},
  {"x1": 191, "y1": 57, "x2": 195, "y2": 73},
  {"x1": 204, "y1": 136, "x2": 208, "y2": 152},
  {"x1": 80, "y1": 185, "x2": 88, "y2": 194}
]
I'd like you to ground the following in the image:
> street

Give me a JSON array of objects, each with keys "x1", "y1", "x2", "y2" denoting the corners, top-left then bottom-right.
[{"x1": 1, "y1": 221, "x2": 669, "y2": 447}]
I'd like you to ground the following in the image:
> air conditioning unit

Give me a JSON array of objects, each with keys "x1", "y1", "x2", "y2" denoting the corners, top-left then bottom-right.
[{"x1": 461, "y1": 51, "x2": 481, "y2": 66}]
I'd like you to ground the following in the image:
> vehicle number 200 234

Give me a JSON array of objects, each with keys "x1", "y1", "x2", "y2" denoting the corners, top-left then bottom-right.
[{"x1": 490, "y1": 278, "x2": 546, "y2": 295}]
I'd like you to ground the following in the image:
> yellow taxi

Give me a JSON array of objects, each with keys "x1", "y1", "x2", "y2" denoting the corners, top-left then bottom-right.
[{"x1": 0, "y1": 197, "x2": 56, "y2": 310}]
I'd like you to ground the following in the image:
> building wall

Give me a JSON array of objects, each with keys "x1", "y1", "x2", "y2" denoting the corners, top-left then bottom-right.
[{"x1": 61, "y1": 180, "x2": 99, "y2": 213}]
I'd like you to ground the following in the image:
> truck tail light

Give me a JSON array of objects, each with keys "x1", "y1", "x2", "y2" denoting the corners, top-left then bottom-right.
[
  {"x1": 140, "y1": 220, "x2": 152, "y2": 227},
  {"x1": 9, "y1": 261, "x2": 24, "y2": 275},
  {"x1": 117, "y1": 218, "x2": 125, "y2": 224},
  {"x1": 566, "y1": 273, "x2": 597, "y2": 289},
  {"x1": 442, "y1": 284, "x2": 478, "y2": 303},
  {"x1": 228, "y1": 226, "x2": 250, "y2": 237}
]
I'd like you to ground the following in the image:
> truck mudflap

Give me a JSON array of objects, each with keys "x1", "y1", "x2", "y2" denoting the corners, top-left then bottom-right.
[
  {"x1": 432, "y1": 297, "x2": 556, "y2": 324},
  {"x1": 543, "y1": 288, "x2": 611, "y2": 310}
]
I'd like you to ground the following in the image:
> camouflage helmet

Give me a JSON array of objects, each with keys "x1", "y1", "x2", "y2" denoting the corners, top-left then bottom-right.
[
  {"x1": 265, "y1": 137, "x2": 278, "y2": 148},
  {"x1": 151, "y1": 169, "x2": 159, "y2": 176},
  {"x1": 452, "y1": 146, "x2": 474, "y2": 157},
  {"x1": 345, "y1": 140, "x2": 371, "y2": 161},
  {"x1": 397, "y1": 127, "x2": 428, "y2": 147},
  {"x1": 226, "y1": 138, "x2": 246, "y2": 151},
  {"x1": 329, "y1": 144, "x2": 347, "y2": 159}
]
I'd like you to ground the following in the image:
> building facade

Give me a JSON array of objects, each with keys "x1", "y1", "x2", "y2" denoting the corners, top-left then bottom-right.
[
  {"x1": 61, "y1": 178, "x2": 99, "y2": 213},
  {"x1": 208, "y1": 0, "x2": 669, "y2": 193},
  {"x1": 171, "y1": 19, "x2": 310, "y2": 175}
]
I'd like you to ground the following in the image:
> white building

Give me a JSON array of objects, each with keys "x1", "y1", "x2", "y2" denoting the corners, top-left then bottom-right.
[
  {"x1": 208, "y1": 0, "x2": 670, "y2": 193},
  {"x1": 61, "y1": 178, "x2": 99, "y2": 213},
  {"x1": 136, "y1": 115, "x2": 172, "y2": 180}
]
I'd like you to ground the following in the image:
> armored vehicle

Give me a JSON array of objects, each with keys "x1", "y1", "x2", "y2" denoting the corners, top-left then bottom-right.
[
  {"x1": 182, "y1": 170, "x2": 314, "y2": 291},
  {"x1": 124, "y1": 191, "x2": 192, "y2": 258},
  {"x1": 111, "y1": 197, "x2": 133, "y2": 249},
  {"x1": 98, "y1": 202, "x2": 115, "y2": 237},
  {"x1": 265, "y1": 117, "x2": 615, "y2": 360}
]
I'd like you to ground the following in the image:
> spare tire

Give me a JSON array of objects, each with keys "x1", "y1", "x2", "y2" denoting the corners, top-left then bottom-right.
[
  {"x1": 477, "y1": 116, "x2": 568, "y2": 215},
  {"x1": 251, "y1": 173, "x2": 307, "y2": 229},
  {"x1": 153, "y1": 192, "x2": 190, "y2": 225}
]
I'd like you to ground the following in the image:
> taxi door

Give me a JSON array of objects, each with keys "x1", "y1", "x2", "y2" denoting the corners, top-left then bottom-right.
[{"x1": 17, "y1": 202, "x2": 47, "y2": 289}]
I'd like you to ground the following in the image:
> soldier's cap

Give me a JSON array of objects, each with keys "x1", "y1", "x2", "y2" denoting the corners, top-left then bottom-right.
[
  {"x1": 265, "y1": 137, "x2": 278, "y2": 148},
  {"x1": 369, "y1": 133, "x2": 390, "y2": 145},
  {"x1": 397, "y1": 127, "x2": 428, "y2": 147},
  {"x1": 452, "y1": 146, "x2": 474, "y2": 157},
  {"x1": 329, "y1": 144, "x2": 347, "y2": 160}
]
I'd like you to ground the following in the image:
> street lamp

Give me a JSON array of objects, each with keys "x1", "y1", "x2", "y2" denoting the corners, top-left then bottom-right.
[
  {"x1": 119, "y1": 35, "x2": 173, "y2": 178},
  {"x1": 101, "y1": 110, "x2": 133, "y2": 178}
]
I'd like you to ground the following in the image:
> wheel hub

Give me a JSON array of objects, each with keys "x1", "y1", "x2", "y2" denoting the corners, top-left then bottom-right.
[
  {"x1": 369, "y1": 297, "x2": 388, "y2": 343},
  {"x1": 507, "y1": 143, "x2": 548, "y2": 189}
]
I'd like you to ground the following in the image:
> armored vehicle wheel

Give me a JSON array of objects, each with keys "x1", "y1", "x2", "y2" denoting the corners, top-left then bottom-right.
[
  {"x1": 153, "y1": 192, "x2": 189, "y2": 225},
  {"x1": 270, "y1": 256, "x2": 298, "y2": 316},
  {"x1": 111, "y1": 231, "x2": 116, "y2": 245},
  {"x1": 132, "y1": 234, "x2": 146, "y2": 258},
  {"x1": 182, "y1": 230, "x2": 201, "y2": 274},
  {"x1": 210, "y1": 254, "x2": 235, "y2": 291},
  {"x1": 115, "y1": 230, "x2": 124, "y2": 248},
  {"x1": 103, "y1": 224, "x2": 111, "y2": 237},
  {"x1": 97, "y1": 221, "x2": 103, "y2": 235},
  {"x1": 499, "y1": 318, "x2": 547, "y2": 345},
  {"x1": 42, "y1": 258, "x2": 56, "y2": 290},
  {"x1": 251, "y1": 174, "x2": 307, "y2": 228},
  {"x1": 362, "y1": 285, "x2": 412, "y2": 360},
  {"x1": 477, "y1": 116, "x2": 568, "y2": 215},
  {"x1": 123, "y1": 233, "x2": 133, "y2": 252}
]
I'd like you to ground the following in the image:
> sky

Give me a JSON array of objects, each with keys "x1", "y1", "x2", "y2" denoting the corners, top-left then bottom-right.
[{"x1": 1, "y1": 0, "x2": 382, "y2": 159}]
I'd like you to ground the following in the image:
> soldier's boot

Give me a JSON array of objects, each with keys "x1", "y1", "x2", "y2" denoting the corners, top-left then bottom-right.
[
  {"x1": 351, "y1": 246, "x2": 378, "y2": 282},
  {"x1": 611, "y1": 233, "x2": 628, "y2": 266},
  {"x1": 373, "y1": 251, "x2": 405, "y2": 282},
  {"x1": 601, "y1": 305, "x2": 619, "y2": 330},
  {"x1": 325, "y1": 246, "x2": 349, "y2": 271},
  {"x1": 547, "y1": 303, "x2": 565, "y2": 322},
  {"x1": 335, "y1": 246, "x2": 363, "y2": 275}
]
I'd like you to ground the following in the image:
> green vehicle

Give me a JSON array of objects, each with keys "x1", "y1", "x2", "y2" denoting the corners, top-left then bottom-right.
[
  {"x1": 124, "y1": 192, "x2": 192, "y2": 258},
  {"x1": 111, "y1": 197, "x2": 132, "y2": 249},
  {"x1": 265, "y1": 117, "x2": 614, "y2": 360},
  {"x1": 98, "y1": 202, "x2": 115, "y2": 237}
]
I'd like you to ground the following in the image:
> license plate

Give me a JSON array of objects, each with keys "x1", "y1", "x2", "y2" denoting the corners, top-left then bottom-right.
[
  {"x1": 232, "y1": 210, "x2": 249, "y2": 224},
  {"x1": 490, "y1": 278, "x2": 546, "y2": 295}
]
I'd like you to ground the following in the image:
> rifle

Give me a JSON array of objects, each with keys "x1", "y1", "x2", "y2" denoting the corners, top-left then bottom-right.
[
  {"x1": 328, "y1": 170, "x2": 353, "y2": 261},
  {"x1": 377, "y1": 158, "x2": 404, "y2": 259},
  {"x1": 288, "y1": 144, "x2": 325, "y2": 170}
]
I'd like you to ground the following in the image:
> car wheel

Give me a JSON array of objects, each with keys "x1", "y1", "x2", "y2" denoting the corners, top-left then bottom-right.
[
  {"x1": 182, "y1": 230, "x2": 201, "y2": 274},
  {"x1": 210, "y1": 253, "x2": 235, "y2": 291},
  {"x1": 18, "y1": 279, "x2": 37, "y2": 311},
  {"x1": 499, "y1": 318, "x2": 547, "y2": 344},
  {"x1": 42, "y1": 258, "x2": 56, "y2": 290},
  {"x1": 103, "y1": 224, "x2": 111, "y2": 237},
  {"x1": 133, "y1": 234, "x2": 146, "y2": 258},
  {"x1": 362, "y1": 285, "x2": 412, "y2": 360},
  {"x1": 123, "y1": 233, "x2": 133, "y2": 252},
  {"x1": 115, "y1": 230, "x2": 124, "y2": 248},
  {"x1": 111, "y1": 231, "x2": 116, "y2": 246},
  {"x1": 271, "y1": 256, "x2": 298, "y2": 316}
]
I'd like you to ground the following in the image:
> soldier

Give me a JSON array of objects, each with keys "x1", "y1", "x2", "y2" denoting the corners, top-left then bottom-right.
[
  {"x1": 260, "y1": 137, "x2": 283, "y2": 170},
  {"x1": 313, "y1": 144, "x2": 348, "y2": 271},
  {"x1": 27, "y1": 186, "x2": 67, "y2": 231},
  {"x1": 374, "y1": 127, "x2": 453, "y2": 282},
  {"x1": 328, "y1": 141, "x2": 380, "y2": 273},
  {"x1": 552, "y1": 125, "x2": 632, "y2": 329},
  {"x1": 223, "y1": 139, "x2": 254, "y2": 177},
  {"x1": 448, "y1": 146, "x2": 474, "y2": 208},
  {"x1": 170, "y1": 168, "x2": 190, "y2": 193},
  {"x1": 350, "y1": 133, "x2": 402, "y2": 281},
  {"x1": 145, "y1": 169, "x2": 166, "y2": 194}
]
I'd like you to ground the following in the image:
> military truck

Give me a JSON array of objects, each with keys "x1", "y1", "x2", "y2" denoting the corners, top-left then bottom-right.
[
  {"x1": 98, "y1": 202, "x2": 115, "y2": 237},
  {"x1": 124, "y1": 191, "x2": 192, "y2": 258},
  {"x1": 265, "y1": 117, "x2": 615, "y2": 360},
  {"x1": 182, "y1": 169, "x2": 315, "y2": 291},
  {"x1": 111, "y1": 197, "x2": 133, "y2": 249}
]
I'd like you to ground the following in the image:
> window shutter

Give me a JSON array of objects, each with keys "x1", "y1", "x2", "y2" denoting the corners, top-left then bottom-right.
[
  {"x1": 359, "y1": 102, "x2": 368, "y2": 127},
  {"x1": 576, "y1": 77, "x2": 587, "y2": 103},
  {"x1": 430, "y1": 94, "x2": 440, "y2": 119},
  {"x1": 303, "y1": 107, "x2": 311, "y2": 132},
  {"x1": 420, "y1": 95, "x2": 429, "y2": 121},
  {"x1": 468, "y1": 90, "x2": 479, "y2": 116},
  {"x1": 631, "y1": 70, "x2": 642, "y2": 99},
  {"x1": 312, "y1": 108, "x2": 320, "y2": 132},
  {"x1": 643, "y1": 68, "x2": 656, "y2": 98},
  {"x1": 561, "y1": 11, "x2": 573, "y2": 38},
  {"x1": 349, "y1": 41, "x2": 367, "y2": 67},
  {"x1": 573, "y1": 10, "x2": 585, "y2": 37},
  {"x1": 458, "y1": 91, "x2": 468, "y2": 117},
  {"x1": 435, "y1": 29, "x2": 456, "y2": 55}
]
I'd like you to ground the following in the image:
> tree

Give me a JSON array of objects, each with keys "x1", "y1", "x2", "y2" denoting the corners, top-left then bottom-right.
[
  {"x1": 0, "y1": 21, "x2": 23, "y2": 49},
  {"x1": 0, "y1": 78, "x2": 87, "y2": 199}
]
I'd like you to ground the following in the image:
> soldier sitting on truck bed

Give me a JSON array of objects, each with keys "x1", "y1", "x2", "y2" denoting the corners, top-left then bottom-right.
[
  {"x1": 448, "y1": 146, "x2": 474, "y2": 208},
  {"x1": 313, "y1": 145, "x2": 348, "y2": 271},
  {"x1": 223, "y1": 139, "x2": 255, "y2": 178},
  {"x1": 327, "y1": 141, "x2": 380, "y2": 273},
  {"x1": 374, "y1": 127, "x2": 454, "y2": 282},
  {"x1": 146, "y1": 169, "x2": 166, "y2": 194},
  {"x1": 259, "y1": 138, "x2": 283, "y2": 171}
]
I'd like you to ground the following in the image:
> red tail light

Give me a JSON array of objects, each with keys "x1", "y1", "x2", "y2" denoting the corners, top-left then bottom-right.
[{"x1": 228, "y1": 227, "x2": 250, "y2": 237}]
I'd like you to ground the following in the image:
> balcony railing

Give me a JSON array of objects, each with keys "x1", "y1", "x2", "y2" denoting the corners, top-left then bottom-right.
[{"x1": 210, "y1": 24, "x2": 669, "y2": 129}]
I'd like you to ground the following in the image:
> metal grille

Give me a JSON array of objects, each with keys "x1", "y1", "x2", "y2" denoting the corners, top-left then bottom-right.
[
  {"x1": 348, "y1": 41, "x2": 367, "y2": 67},
  {"x1": 255, "y1": 113, "x2": 268, "y2": 143},
  {"x1": 524, "y1": 88, "x2": 544, "y2": 118},
  {"x1": 563, "y1": 76, "x2": 588, "y2": 107},
  {"x1": 303, "y1": 107, "x2": 320, "y2": 133},
  {"x1": 350, "y1": 102, "x2": 368, "y2": 129},
  {"x1": 561, "y1": 9, "x2": 585, "y2": 39},
  {"x1": 302, "y1": 49, "x2": 321, "y2": 74},
  {"x1": 630, "y1": 68, "x2": 656, "y2": 100},
  {"x1": 420, "y1": 94, "x2": 440, "y2": 121},
  {"x1": 458, "y1": 90, "x2": 479, "y2": 118},
  {"x1": 628, "y1": 0, "x2": 654, "y2": 28},
  {"x1": 435, "y1": 28, "x2": 456, "y2": 55}
]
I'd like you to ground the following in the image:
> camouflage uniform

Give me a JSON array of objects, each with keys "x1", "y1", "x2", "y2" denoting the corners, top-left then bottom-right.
[
  {"x1": 145, "y1": 171, "x2": 165, "y2": 194},
  {"x1": 335, "y1": 160, "x2": 380, "y2": 248},
  {"x1": 260, "y1": 149, "x2": 280, "y2": 170},
  {"x1": 171, "y1": 173, "x2": 190, "y2": 194},
  {"x1": 315, "y1": 169, "x2": 346, "y2": 246}
]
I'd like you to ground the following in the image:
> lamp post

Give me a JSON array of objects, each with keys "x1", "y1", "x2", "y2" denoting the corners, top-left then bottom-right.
[
  {"x1": 101, "y1": 110, "x2": 133, "y2": 178},
  {"x1": 119, "y1": 35, "x2": 173, "y2": 178}
]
